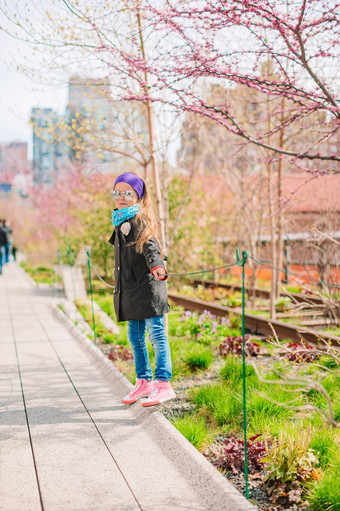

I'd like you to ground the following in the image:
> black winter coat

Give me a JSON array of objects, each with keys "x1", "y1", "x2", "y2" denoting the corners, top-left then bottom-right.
[
  {"x1": 0, "y1": 227, "x2": 7, "y2": 247},
  {"x1": 108, "y1": 218, "x2": 169, "y2": 322}
]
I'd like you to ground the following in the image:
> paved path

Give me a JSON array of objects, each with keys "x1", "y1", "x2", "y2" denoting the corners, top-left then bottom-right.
[{"x1": 0, "y1": 262, "x2": 255, "y2": 511}]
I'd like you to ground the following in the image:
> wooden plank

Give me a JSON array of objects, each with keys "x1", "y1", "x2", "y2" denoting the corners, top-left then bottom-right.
[{"x1": 168, "y1": 293, "x2": 340, "y2": 347}]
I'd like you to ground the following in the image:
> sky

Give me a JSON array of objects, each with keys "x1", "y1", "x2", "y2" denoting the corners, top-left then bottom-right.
[{"x1": 0, "y1": 24, "x2": 68, "y2": 159}]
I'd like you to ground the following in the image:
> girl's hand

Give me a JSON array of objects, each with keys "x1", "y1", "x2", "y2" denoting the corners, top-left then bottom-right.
[{"x1": 151, "y1": 266, "x2": 168, "y2": 281}]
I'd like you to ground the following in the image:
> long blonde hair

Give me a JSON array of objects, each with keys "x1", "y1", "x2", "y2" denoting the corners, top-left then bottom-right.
[{"x1": 131, "y1": 173, "x2": 161, "y2": 254}]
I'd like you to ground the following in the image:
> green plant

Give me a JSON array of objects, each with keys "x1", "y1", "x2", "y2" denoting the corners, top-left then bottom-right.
[
  {"x1": 228, "y1": 314, "x2": 241, "y2": 329},
  {"x1": 171, "y1": 415, "x2": 210, "y2": 450},
  {"x1": 108, "y1": 345, "x2": 133, "y2": 361},
  {"x1": 191, "y1": 384, "x2": 243, "y2": 428},
  {"x1": 283, "y1": 285, "x2": 302, "y2": 293},
  {"x1": 219, "y1": 335, "x2": 260, "y2": 357},
  {"x1": 221, "y1": 293, "x2": 242, "y2": 308},
  {"x1": 253, "y1": 333, "x2": 340, "y2": 428},
  {"x1": 285, "y1": 343, "x2": 318, "y2": 363},
  {"x1": 21, "y1": 262, "x2": 55, "y2": 284},
  {"x1": 215, "y1": 434, "x2": 267, "y2": 474},
  {"x1": 309, "y1": 429, "x2": 339, "y2": 470},
  {"x1": 183, "y1": 345, "x2": 214, "y2": 371},
  {"x1": 180, "y1": 310, "x2": 219, "y2": 345},
  {"x1": 318, "y1": 355, "x2": 338, "y2": 370},
  {"x1": 275, "y1": 296, "x2": 292, "y2": 312},
  {"x1": 308, "y1": 462, "x2": 340, "y2": 511},
  {"x1": 103, "y1": 333, "x2": 115, "y2": 344},
  {"x1": 94, "y1": 295, "x2": 114, "y2": 317},
  {"x1": 35, "y1": 265, "x2": 53, "y2": 273},
  {"x1": 220, "y1": 355, "x2": 257, "y2": 387},
  {"x1": 247, "y1": 389, "x2": 297, "y2": 433},
  {"x1": 262, "y1": 428, "x2": 321, "y2": 505}
]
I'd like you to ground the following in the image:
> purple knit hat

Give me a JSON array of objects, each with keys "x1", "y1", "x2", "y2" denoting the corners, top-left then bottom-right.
[{"x1": 114, "y1": 172, "x2": 145, "y2": 199}]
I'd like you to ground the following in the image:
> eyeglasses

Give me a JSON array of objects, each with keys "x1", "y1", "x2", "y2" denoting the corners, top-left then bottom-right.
[{"x1": 111, "y1": 190, "x2": 136, "y2": 201}]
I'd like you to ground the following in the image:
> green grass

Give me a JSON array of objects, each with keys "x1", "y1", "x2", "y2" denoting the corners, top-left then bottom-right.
[
  {"x1": 170, "y1": 415, "x2": 211, "y2": 450},
  {"x1": 245, "y1": 309, "x2": 271, "y2": 318},
  {"x1": 322, "y1": 326, "x2": 340, "y2": 336},
  {"x1": 283, "y1": 285, "x2": 302, "y2": 293},
  {"x1": 309, "y1": 428, "x2": 339, "y2": 470},
  {"x1": 93, "y1": 294, "x2": 115, "y2": 318},
  {"x1": 246, "y1": 388, "x2": 297, "y2": 434},
  {"x1": 103, "y1": 333, "x2": 115, "y2": 344},
  {"x1": 309, "y1": 460, "x2": 340, "y2": 511},
  {"x1": 168, "y1": 338, "x2": 194, "y2": 379},
  {"x1": 183, "y1": 345, "x2": 214, "y2": 371},
  {"x1": 220, "y1": 355, "x2": 258, "y2": 387},
  {"x1": 20, "y1": 262, "x2": 56, "y2": 285},
  {"x1": 190, "y1": 384, "x2": 243, "y2": 429}
]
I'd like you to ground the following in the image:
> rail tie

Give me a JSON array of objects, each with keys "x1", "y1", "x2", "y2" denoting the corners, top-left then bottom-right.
[{"x1": 168, "y1": 292, "x2": 340, "y2": 347}]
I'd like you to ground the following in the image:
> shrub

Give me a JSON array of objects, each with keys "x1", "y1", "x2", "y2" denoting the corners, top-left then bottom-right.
[
  {"x1": 215, "y1": 434, "x2": 267, "y2": 474},
  {"x1": 221, "y1": 293, "x2": 242, "y2": 308},
  {"x1": 228, "y1": 314, "x2": 242, "y2": 329},
  {"x1": 219, "y1": 335, "x2": 260, "y2": 357},
  {"x1": 108, "y1": 345, "x2": 133, "y2": 362},
  {"x1": 275, "y1": 296, "x2": 292, "y2": 312},
  {"x1": 179, "y1": 310, "x2": 221, "y2": 345},
  {"x1": 262, "y1": 428, "x2": 321, "y2": 505},
  {"x1": 285, "y1": 343, "x2": 318, "y2": 363}
]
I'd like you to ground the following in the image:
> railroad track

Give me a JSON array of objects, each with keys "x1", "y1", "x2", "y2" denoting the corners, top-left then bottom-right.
[
  {"x1": 192, "y1": 278, "x2": 328, "y2": 305},
  {"x1": 168, "y1": 292, "x2": 340, "y2": 347}
]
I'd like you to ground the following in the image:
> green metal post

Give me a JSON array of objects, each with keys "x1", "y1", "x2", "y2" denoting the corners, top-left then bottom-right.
[
  {"x1": 86, "y1": 250, "x2": 97, "y2": 345},
  {"x1": 236, "y1": 249, "x2": 249, "y2": 499},
  {"x1": 57, "y1": 248, "x2": 62, "y2": 299},
  {"x1": 67, "y1": 246, "x2": 77, "y2": 304}
]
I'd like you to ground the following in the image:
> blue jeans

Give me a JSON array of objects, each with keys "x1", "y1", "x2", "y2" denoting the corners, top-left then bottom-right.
[
  {"x1": 127, "y1": 315, "x2": 172, "y2": 381},
  {"x1": 4, "y1": 243, "x2": 11, "y2": 264}
]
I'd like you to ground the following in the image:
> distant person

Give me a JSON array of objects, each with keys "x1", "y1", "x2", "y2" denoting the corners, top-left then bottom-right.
[
  {"x1": 109, "y1": 172, "x2": 175, "y2": 407},
  {"x1": 1, "y1": 219, "x2": 12, "y2": 264},
  {"x1": 0, "y1": 220, "x2": 7, "y2": 275},
  {"x1": 11, "y1": 245, "x2": 18, "y2": 262}
]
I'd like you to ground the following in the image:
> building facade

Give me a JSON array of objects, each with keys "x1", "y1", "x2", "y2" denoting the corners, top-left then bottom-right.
[
  {"x1": 0, "y1": 141, "x2": 30, "y2": 196},
  {"x1": 31, "y1": 108, "x2": 65, "y2": 185}
]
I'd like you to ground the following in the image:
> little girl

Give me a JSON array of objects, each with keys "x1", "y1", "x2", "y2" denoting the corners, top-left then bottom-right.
[{"x1": 109, "y1": 171, "x2": 176, "y2": 407}]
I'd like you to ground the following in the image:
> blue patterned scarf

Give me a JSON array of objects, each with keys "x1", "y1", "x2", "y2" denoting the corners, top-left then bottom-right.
[{"x1": 111, "y1": 203, "x2": 140, "y2": 227}]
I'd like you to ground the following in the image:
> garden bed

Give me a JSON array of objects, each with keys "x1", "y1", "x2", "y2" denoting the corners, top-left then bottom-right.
[
  {"x1": 75, "y1": 292, "x2": 340, "y2": 511},
  {"x1": 20, "y1": 262, "x2": 57, "y2": 285}
]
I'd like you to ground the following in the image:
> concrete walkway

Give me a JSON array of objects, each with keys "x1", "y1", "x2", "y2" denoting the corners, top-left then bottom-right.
[{"x1": 0, "y1": 262, "x2": 255, "y2": 511}]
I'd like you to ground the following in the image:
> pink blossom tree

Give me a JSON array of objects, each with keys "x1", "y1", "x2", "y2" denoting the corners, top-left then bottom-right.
[
  {"x1": 2, "y1": 0, "x2": 339, "y2": 294},
  {"x1": 136, "y1": 0, "x2": 339, "y2": 169}
]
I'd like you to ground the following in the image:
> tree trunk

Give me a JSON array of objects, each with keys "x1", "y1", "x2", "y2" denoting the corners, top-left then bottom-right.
[
  {"x1": 136, "y1": 8, "x2": 167, "y2": 253},
  {"x1": 267, "y1": 96, "x2": 277, "y2": 319},
  {"x1": 275, "y1": 97, "x2": 286, "y2": 298}
]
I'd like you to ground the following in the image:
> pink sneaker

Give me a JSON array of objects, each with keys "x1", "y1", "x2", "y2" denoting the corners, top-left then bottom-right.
[
  {"x1": 141, "y1": 380, "x2": 176, "y2": 407},
  {"x1": 122, "y1": 379, "x2": 153, "y2": 404}
]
